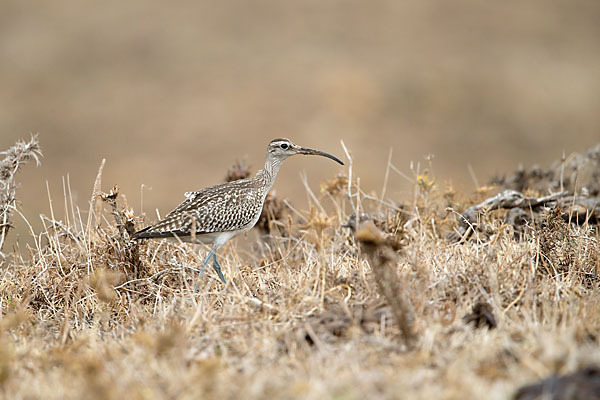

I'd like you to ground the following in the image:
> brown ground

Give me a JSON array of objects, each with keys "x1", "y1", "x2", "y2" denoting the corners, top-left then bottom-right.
[{"x1": 1, "y1": 144, "x2": 600, "y2": 398}]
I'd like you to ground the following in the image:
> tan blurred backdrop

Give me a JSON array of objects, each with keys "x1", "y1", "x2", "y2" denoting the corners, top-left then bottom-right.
[{"x1": 2, "y1": 0, "x2": 599, "y2": 241}]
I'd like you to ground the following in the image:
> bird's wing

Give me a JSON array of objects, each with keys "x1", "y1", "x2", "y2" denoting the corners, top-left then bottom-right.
[{"x1": 133, "y1": 181, "x2": 264, "y2": 239}]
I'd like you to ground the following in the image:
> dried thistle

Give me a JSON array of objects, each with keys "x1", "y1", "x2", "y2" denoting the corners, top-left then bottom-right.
[
  {"x1": 354, "y1": 220, "x2": 415, "y2": 346},
  {"x1": 224, "y1": 159, "x2": 251, "y2": 182},
  {"x1": 256, "y1": 190, "x2": 288, "y2": 235},
  {"x1": 0, "y1": 135, "x2": 42, "y2": 253},
  {"x1": 320, "y1": 175, "x2": 349, "y2": 196},
  {"x1": 99, "y1": 185, "x2": 142, "y2": 276},
  {"x1": 305, "y1": 206, "x2": 336, "y2": 238}
]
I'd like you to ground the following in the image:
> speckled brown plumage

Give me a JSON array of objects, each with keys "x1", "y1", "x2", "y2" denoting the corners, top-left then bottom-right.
[{"x1": 133, "y1": 175, "x2": 272, "y2": 239}]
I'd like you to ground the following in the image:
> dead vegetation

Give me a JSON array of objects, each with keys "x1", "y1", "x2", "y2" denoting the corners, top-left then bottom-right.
[
  {"x1": 1, "y1": 138, "x2": 599, "y2": 399},
  {"x1": 0, "y1": 135, "x2": 42, "y2": 257}
]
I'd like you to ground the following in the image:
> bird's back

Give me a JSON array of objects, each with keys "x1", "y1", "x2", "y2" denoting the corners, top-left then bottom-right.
[{"x1": 133, "y1": 177, "x2": 268, "y2": 240}]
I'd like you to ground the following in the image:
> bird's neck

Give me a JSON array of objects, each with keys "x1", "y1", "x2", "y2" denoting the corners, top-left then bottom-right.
[{"x1": 256, "y1": 154, "x2": 283, "y2": 192}]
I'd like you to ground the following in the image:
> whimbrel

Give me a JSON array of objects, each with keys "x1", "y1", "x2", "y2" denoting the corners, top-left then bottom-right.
[{"x1": 133, "y1": 138, "x2": 344, "y2": 283}]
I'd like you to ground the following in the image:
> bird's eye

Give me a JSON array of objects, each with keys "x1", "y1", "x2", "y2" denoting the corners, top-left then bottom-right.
[{"x1": 280, "y1": 143, "x2": 289, "y2": 150}]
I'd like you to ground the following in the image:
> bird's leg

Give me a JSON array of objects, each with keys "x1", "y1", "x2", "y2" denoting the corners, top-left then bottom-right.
[
  {"x1": 211, "y1": 253, "x2": 227, "y2": 284},
  {"x1": 198, "y1": 249, "x2": 214, "y2": 279},
  {"x1": 197, "y1": 247, "x2": 227, "y2": 284}
]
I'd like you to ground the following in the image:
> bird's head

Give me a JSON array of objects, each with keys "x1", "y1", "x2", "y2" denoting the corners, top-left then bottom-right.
[{"x1": 267, "y1": 138, "x2": 344, "y2": 165}]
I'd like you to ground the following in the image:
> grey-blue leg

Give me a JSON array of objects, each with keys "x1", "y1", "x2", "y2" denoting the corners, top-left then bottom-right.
[
  {"x1": 211, "y1": 253, "x2": 227, "y2": 284},
  {"x1": 198, "y1": 248, "x2": 227, "y2": 284},
  {"x1": 198, "y1": 249, "x2": 214, "y2": 279}
]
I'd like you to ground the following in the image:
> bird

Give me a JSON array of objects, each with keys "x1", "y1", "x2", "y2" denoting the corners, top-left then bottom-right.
[{"x1": 132, "y1": 138, "x2": 344, "y2": 284}]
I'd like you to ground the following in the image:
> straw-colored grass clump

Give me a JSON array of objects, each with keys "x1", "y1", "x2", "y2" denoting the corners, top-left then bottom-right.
[{"x1": 1, "y1": 137, "x2": 599, "y2": 399}]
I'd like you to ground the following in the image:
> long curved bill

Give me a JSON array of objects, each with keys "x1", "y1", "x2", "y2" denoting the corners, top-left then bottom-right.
[{"x1": 298, "y1": 147, "x2": 344, "y2": 165}]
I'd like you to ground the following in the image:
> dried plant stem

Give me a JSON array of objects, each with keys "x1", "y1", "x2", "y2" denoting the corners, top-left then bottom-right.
[
  {"x1": 0, "y1": 135, "x2": 42, "y2": 254},
  {"x1": 355, "y1": 221, "x2": 415, "y2": 347}
]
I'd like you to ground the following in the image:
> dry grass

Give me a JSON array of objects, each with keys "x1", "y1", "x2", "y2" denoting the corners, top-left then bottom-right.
[{"x1": 1, "y1": 144, "x2": 599, "y2": 399}]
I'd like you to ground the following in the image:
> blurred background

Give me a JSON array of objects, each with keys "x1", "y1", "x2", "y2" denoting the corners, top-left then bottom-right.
[{"x1": 1, "y1": 0, "x2": 599, "y2": 241}]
